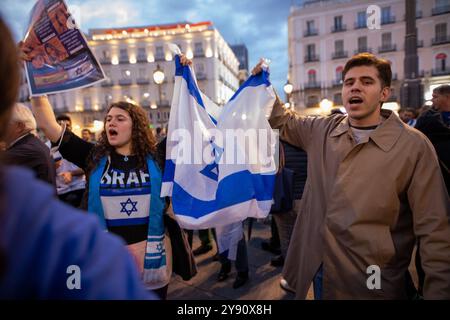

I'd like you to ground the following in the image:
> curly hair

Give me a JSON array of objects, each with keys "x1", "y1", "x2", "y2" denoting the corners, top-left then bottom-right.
[{"x1": 86, "y1": 101, "x2": 158, "y2": 176}]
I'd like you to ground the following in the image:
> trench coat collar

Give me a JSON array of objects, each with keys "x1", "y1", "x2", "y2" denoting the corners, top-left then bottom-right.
[{"x1": 329, "y1": 109, "x2": 405, "y2": 152}]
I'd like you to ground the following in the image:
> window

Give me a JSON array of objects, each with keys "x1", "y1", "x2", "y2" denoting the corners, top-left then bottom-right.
[
  {"x1": 357, "y1": 11, "x2": 366, "y2": 28},
  {"x1": 306, "y1": 20, "x2": 315, "y2": 33},
  {"x1": 381, "y1": 7, "x2": 392, "y2": 24},
  {"x1": 358, "y1": 36, "x2": 367, "y2": 51},
  {"x1": 102, "y1": 50, "x2": 110, "y2": 59},
  {"x1": 195, "y1": 63, "x2": 205, "y2": 79},
  {"x1": 333, "y1": 93, "x2": 342, "y2": 105},
  {"x1": 120, "y1": 48, "x2": 128, "y2": 58},
  {"x1": 436, "y1": 0, "x2": 450, "y2": 8},
  {"x1": 307, "y1": 44, "x2": 316, "y2": 57},
  {"x1": 335, "y1": 40, "x2": 344, "y2": 53},
  {"x1": 334, "y1": 16, "x2": 343, "y2": 29},
  {"x1": 104, "y1": 93, "x2": 112, "y2": 105},
  {"x1": 137, "y1": 47, "x2": 146, "y2": 58},
  {"x1": 83, "y1": 96, "x2": 92, "y2": 109},
  {"x1": 194, "y1": 42, "x2": 203, "y2": 54},
  {"x1": 436, "y1": 23, "x2": 447, "y2": 39},
  {"x1": 382, "y1": 32, "x2": 392, "y2": 47},
  {"x1": 308, "y1": 69, "x2": 316, "y2": 83},
  {"x1": 436, "y1": 53, "x2": 447, "y2": 70},
  {"x1": 155, "y1": 46, "x2": 164, "y2": 60},
  {"x1": 336, "y1": 66, "x2": 343, "y2": 82}
]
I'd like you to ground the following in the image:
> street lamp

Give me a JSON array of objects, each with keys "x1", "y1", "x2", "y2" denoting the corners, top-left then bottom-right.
[
  {"x1": 284, "y1": 80, "x2": 293, "y2": 109},
  {"x1": 153, "y1": 64, "x2": 165, "y2": 107}
]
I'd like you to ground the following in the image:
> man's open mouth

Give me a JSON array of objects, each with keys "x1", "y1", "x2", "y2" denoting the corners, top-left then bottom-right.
[{"x1": 349, "y1": 97, "x2": 363, "y2": 104}]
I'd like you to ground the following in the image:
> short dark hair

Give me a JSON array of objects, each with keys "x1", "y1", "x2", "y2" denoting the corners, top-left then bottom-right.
[
  {"x1": 433, "y1": 85, "x2": 450, "y2": 96},
  {"x1": 56, "y1": 114, "x2": 71, "y2": 123},
  {"x1": 82, "y1": 128, "x2": 92, "y2": 134},
  {"x1": 342, "y1": 53, "x2": 392, "y2": 88}
]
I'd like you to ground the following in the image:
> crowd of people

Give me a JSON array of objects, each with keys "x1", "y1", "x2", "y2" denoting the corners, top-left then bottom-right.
[{"x1": 0, "y1": 15, "x2": 449, "y2": 300}]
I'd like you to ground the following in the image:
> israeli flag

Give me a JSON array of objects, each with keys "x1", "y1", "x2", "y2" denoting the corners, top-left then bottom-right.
[{"x1": 161, "y1": 45, "x2": 277, "y2": 230}]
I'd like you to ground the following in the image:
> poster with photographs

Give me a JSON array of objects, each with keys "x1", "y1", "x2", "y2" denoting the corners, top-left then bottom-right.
[{"x1": 22, "y1": 0, "x2": 105, "y2": 96}]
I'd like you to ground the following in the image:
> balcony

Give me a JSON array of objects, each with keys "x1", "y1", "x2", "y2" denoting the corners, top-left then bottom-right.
[
  {"x1": 99, "y1": 57, "x2": 111, "y2": 64},
  {"x1": 304, "y1": 54, "x2": 320, "y2": 63},
  {"x1": 119, "y1": 56, "x2": 129, "y2": 64},
  {"x1": 118, "y1": 78, "x2": 132, "y2": 86},
  {"x1": 136, "y1": 78, "x2": 150, "y2": 85},
  {"x1": 304, "y1": 82, "x2": 321, "y2": 89},
  {"x1": 354, "y1": 22, "x2": 367, "y2": 29},
  {"x1": 354, "y1": 47, "x2": 373, "y2": 54},
  {"x1": 101, "y1": 79, "x2": 114, "y2": 87},
  {"x1": 432, "y1": 36, "x2": 450, "y2": 46},
  {"x1": 140, "y1": 100, "x2": 150, "y2": 108},
  {"x1": 154, "y1": 54, "x2": 165, "y2": 62},
  {"x1": 378, "y1": 44, "x2": 397, "y2": 53},
  {"x1": 157, "y1": 100, "x2": 170, "y2": 107},
  {"x1": 432, "y1": 67, "x2": 450, "y2": 76},
  {"x1": 331, "y1": 25, "x2": 347, "y2": 33},
  {"x1": 194, "y1": 50, "x2": 205, "y2": 58},
  {"x1": 332, "y1": 51, "x2": 348, "y2": 60},
  {"x1": 432, "y1": 5, "x2": 450, "y2": 16},
  {"x1": 304, "y1": 28, "x2": 318, "y2": 37},
  {"x1": 381, "y1": 16, "x2": 396, "y2": 25},
  {"x1": 136, "y1": 55, "x2": 147, "y2": 63}
]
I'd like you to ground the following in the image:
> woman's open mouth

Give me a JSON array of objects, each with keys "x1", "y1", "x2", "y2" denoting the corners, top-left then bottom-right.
[{"x1": 108, "y1": 128, "x2": 118, "y2": 138}]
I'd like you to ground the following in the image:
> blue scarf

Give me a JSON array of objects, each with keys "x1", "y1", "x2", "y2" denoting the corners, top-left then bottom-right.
[{"x1": 88, "y1": 155, "x2": 168, "y2": 286}]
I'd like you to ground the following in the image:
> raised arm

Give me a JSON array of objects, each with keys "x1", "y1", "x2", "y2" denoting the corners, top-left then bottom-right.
[{"x1": 30, "y1": 96, "x2": 63, "y2": 143}]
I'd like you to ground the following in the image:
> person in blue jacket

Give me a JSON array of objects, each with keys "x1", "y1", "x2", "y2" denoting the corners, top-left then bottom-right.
[{"x1": 0, "y1": 16, "x2": 153, "y2": 300}]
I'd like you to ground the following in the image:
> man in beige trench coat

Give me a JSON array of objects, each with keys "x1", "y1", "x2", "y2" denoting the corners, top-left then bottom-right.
[{"x1": 254, "y1": 53, "x2": 450, "y2": 299}]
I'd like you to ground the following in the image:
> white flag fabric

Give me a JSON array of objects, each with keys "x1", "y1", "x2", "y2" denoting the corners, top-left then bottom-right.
[{"x1": 161, "y1": 53, "x2": 277, "y2": 230}]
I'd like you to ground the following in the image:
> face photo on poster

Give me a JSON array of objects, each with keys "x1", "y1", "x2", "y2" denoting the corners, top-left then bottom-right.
[{"x1": 22, "y1": 0, "x2": 105, "y2": 96}]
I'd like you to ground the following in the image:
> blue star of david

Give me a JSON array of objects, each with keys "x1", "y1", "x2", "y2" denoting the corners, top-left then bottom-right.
[
  {"x1": 156, "y1": 243, "x2": 163, "y2": 253},
  {"x1": 200, "y1": 140, "x2": 224, "y2": 181},
  {"x1": 120, "y1": 198, "x2": 138, "y2": 216}
]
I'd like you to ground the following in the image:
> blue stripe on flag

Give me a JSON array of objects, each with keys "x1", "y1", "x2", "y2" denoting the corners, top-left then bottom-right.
[
  {"x1": 162, "y1": 160, "x2": 175, "y2": 183},
  {"x1": 229, "y1": 70, "x2": 271, "y2": 102},
  {"x1": 105, "y1": 217, "x2": 149, "y2": 227},
  {"x1": 99, "y1": 187, "x2": 151, "y2": 197},
  {"x1": 175, "y1": 55, "x2": 217, "y2": 125},
  {"x1": 168, "y1": 166, "x2": 275, "y2": 218}
]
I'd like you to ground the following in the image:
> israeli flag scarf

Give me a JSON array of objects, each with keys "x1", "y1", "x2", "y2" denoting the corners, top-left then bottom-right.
[
  {"x1": 88, "y1": 155, "x2": 168, "y2": 286},
  {"x1": 161, "y1": 46, "x2": 277, "y2": 231}
]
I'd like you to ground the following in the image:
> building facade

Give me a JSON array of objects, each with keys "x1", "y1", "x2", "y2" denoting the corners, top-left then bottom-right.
[
  {"x1": 230, "y1": 44, "x2": 250, "y2": 84},
  {"x1": 19, "y1": 21, "x2": 240, "y2": 134},
  {"x1": 288, "y1": 0, "x2": 450, "y2": 110}
]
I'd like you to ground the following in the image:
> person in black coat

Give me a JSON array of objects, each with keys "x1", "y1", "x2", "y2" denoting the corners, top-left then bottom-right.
[
  {"x1": 271, "y1": 140, "x2": 308, "y2": 268},
  {"x1": 415, "y1": 85, "x2": 450, "y2": 195},
  {"x1": 2, "y1": 103, "x2": 56, "y2": 188}
]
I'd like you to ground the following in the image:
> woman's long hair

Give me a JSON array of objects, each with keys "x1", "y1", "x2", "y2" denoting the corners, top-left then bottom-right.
[{"x1": 83, "y1": 102, "x2": 159, "y2": 204}]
